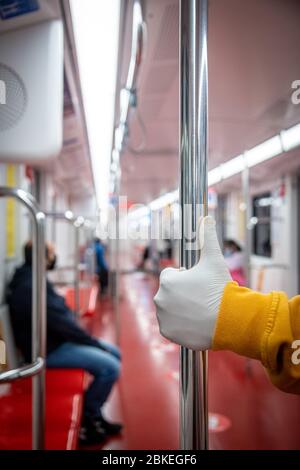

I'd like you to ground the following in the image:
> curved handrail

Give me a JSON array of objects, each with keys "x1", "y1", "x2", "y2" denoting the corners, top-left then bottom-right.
[
  {"x1": 0, "y1": 187, "x2": 46, "y2": 450},
  {"x1": 118, "y1": 0, "x2": 146, "y2": 146},
  {"x1": 0, "y1": 357, "x2": 44, "y2": 383}
]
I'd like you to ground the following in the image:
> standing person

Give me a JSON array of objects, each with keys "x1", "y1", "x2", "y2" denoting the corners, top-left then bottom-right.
[
  {"x1": 223, "y1": 239, "x2": 246, "y2": 286},
  {"x1": 7, "y1": 241, "x2": 122, "y2": 445},
  {"x1": 94, "y1": 238, "x2": 109, "y2": 295}
]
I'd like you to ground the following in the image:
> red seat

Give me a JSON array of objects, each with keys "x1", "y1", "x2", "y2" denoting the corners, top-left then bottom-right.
[
  {"x1": 0, "y1": 369, "x2": 86, "y2": 450},
  {"x1": 85, "y1": 284, "x2": 99, "y2": 317},
  {"x1": 65, "y1": 284, "x2": 99, "y2": 317}
]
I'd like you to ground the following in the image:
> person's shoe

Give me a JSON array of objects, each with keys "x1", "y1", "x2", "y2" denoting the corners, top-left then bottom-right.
[
  {"x1": 79, "y1": 417, "x2": 107, "y2": 445},
  {"x1": 95, "y1": 416, "x2": 123, "y2": 435}
]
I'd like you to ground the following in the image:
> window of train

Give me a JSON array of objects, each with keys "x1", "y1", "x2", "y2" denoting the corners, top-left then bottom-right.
[{"x1": 252, "y1": 193, "x2": 272, "y2": 258}]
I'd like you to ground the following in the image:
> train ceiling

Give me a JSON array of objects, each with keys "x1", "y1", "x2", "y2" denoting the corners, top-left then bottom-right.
[{"x1": 120, "y1": 0, "x2": 300, "y2": 204}]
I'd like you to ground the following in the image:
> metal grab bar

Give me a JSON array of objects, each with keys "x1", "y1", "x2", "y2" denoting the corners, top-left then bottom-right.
[
  {"x1": 120, "y1": 0, "x2": 145, "y2": 126},
  {"x1": 74, "y1": 216, "x2": 85, "y2": 316},
  {"x1": 0, "y1": 357, "x2": 44, "y2": 382},
  {"x1": 0, "y1": 187, "x2": 46, "y2": 450},
  {"x1": 179, "y1": 0, "x2": 209, "y2": 450}
]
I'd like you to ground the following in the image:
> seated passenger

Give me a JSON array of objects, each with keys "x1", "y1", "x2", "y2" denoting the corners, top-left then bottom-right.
[
  {"x1": 223, "y1": 239, "x2": 246, "y2": 286},
  {"x1": 7, "y1": 241, "x2": 122, "y2": 445},
  {"x1": 94, "y1": 238, "x2": 109, "y2": 295},
  {"x1": 154, "y1": 217, "x2": 300, "y2": 395}
]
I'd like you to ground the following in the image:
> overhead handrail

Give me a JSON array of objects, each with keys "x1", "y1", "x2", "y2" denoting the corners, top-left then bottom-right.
[
  {"x1": 113, "y1": 0, "x2": 146, "y2": 157},
  {"x1": 119, "y1": 0, "x2": 145, "y2": 127},
  {"x1": 0, "y1": 187, "x2": 46, "y2": 450},
  {"x1": 110, "y1": 0, "x2": 146, "y2": 344}
]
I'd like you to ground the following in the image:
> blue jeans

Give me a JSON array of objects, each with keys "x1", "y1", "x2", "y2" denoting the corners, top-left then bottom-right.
[{"x1": 47, "y1": 339, "x2": 121, "y2": 417}]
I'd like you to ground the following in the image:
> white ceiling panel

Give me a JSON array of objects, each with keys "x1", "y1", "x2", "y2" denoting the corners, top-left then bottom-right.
[{"x1": 120, "y1": 0, "x2": 300, "y2": 204}]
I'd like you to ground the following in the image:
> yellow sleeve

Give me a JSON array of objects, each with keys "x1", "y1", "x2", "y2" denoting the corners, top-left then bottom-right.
[{"x1": 212, "y1": 282, "x2": 300, "y2": 394}]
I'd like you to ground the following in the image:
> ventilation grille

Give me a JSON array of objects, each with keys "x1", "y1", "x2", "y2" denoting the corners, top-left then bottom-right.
[{"x1": 0, "y1": 64, "x2": 27, "y2": 132}]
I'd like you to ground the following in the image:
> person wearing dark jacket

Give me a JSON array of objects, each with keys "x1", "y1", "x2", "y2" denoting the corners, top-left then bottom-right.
[
  {"x1": 7, "y1": 241, "x2": 122, "y2": 445},
  {"x1": 94, "y1": 238, "x2": 109, "y2": 295}
]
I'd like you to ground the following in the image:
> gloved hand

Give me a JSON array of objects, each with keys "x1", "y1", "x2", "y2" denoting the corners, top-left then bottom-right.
[{"x1": 154, "y1": 216, "x2": 232, "y2": 350}]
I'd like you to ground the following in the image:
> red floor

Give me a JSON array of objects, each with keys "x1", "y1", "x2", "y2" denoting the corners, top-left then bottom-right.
[
  {"x1": 86, "y1": 272, "x2": 179, "y2": 450},
  {"x1": 84, "y1": 272, "x2": 300, "y2": 450}
]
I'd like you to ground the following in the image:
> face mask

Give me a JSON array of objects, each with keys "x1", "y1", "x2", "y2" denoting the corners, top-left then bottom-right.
[
  {"x1": 47, "y1": 255, "x2": 57, "y2": 271},
  {"x1": 224, "y1": 248, "x2": 233, "y2": 258}
]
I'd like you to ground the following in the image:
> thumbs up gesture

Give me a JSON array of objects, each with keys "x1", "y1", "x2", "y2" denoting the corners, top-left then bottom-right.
[{"x1": 154, "y1": 216, "x2": 232, "y2": 350}]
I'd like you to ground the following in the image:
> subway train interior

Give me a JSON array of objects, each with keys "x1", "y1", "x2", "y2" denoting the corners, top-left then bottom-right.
[{"x1": 0, "y1": 0, "x2": 300, "y2": 452}]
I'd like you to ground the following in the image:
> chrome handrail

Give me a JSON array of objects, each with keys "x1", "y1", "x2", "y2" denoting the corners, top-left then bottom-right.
[
  {"x1": 120, "y1": 0, "x2": 145, "y2": 126},
  {"x1": 74, "y1": 216, "x2": 85, "y2": 316},
  {"x1": 0, "y1": 357, "x2": 44, "y2": 382},
  {"x1": 179, "y1": 0, "x2": 209, "y2": 450},
  {"x1": 0, "y1": 187, "x2": 46, "y2": 450}
]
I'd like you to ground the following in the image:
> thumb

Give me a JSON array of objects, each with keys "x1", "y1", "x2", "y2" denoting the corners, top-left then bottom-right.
[{"x1": 198, "y1": 216, "x2": 223, "y2": 260}]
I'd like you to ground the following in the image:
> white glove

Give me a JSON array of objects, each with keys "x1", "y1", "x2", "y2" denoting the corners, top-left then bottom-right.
[{"x1": 154, "y1": 216, "x2": 232, "y2": 350}]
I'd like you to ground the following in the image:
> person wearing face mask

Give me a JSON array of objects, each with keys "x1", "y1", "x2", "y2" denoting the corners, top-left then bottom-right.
[
  {"x1": 223, "y1": 239, "x2": 246, "y2": 286},
  {"x1": 7, "y1": 241, "x2": 122, "y2": 445}
]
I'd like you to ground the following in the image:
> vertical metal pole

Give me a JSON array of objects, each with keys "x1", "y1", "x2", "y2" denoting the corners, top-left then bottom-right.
[
  {"x1": 179, "y1": 0, "x2": 209, "y2": 450},
  {"x1": 115, "y1": 169, "x2": 121, "y2": 345},
  {"x1": 0, "y1": 188, "x2": 46, "y2": 450},
  {"x1": 32, "y1": 210, "x2": 46, "y2": 450},
  {"x1": 74, "y1": 222, "x2": 81, "y2": 316},
  {"x1": 51, "y1": 195, "x2": 57, "y2": 245},
  {"x1": 242, "y1": 163, "x2": 251, "y2": 287}
]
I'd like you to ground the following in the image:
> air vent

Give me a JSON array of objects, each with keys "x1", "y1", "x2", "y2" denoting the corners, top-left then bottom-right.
[
  {"x1": 152, "y1": 3, "x2": 179, "y2": 61},
  {"x1": 0, "y1": 63, "x2": 27, "y2": 131}
]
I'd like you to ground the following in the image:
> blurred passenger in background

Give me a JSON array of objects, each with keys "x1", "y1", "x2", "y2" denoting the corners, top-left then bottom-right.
[
  {"x1": 223, "y1": 239, "x2": 246, "y2": 286},
  {"x1": 7, "y1": 241, "x2": 122, "y2": 445},
  {"x1": 164, "y1": 238, "x2": 173, "y2": 260},
  {"x1": 94, "y1": 238, "x2": 109, "y2": 295},
  {"x1": 138, "y1": 245, "x2": 151, "y2": 270}
]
